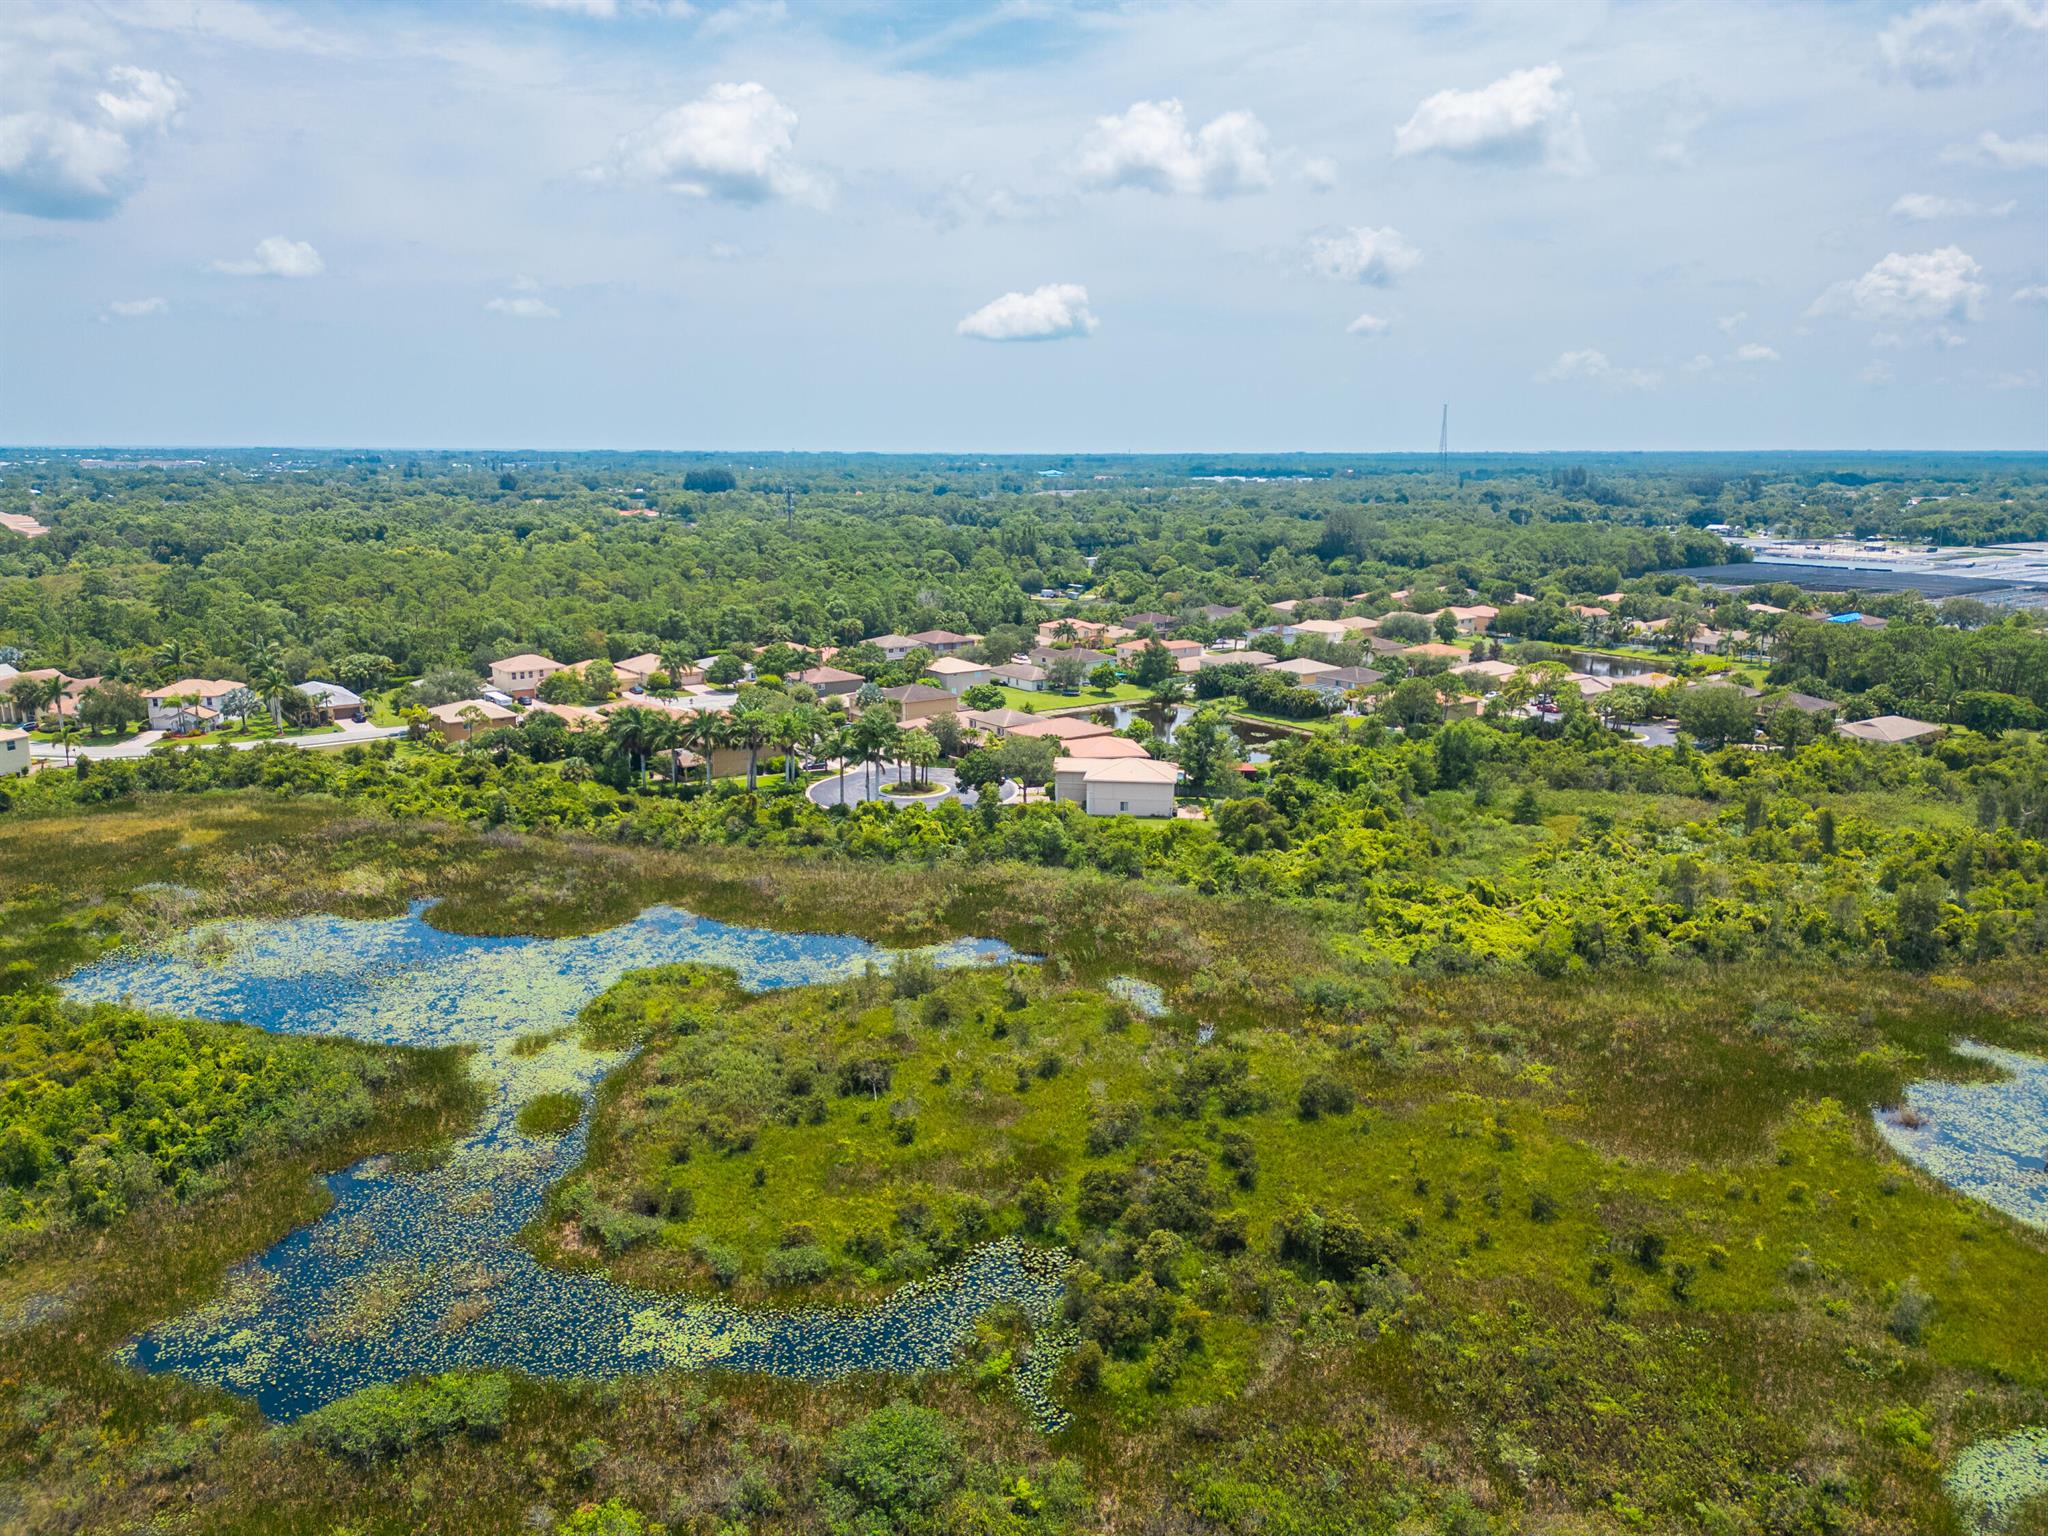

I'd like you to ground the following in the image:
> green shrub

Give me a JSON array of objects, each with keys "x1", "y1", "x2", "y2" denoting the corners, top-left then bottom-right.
[
  {"x1": 516, "y1": 1091, "x2": 583, "y2": 1137},
  {"x1": 300, "y1": 1373, "x2": 511, "y2": 1463},
  {"x1": 762, "y1": 1243, "x2": 834, "y2": 1287},
  {"x1": 825, "y1": 1404, "x2": 962, "y2": 1527}
]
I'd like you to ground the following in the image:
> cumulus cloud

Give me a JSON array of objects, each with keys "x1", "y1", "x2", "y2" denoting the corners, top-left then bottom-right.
[
  {"x1": 1538, "y1": 349, "x2": 1659, "y2": 390},
  {"x1": 1809, "y1": 246, "x2": 1986, "y2": 324},
  {"x1": 1075, "y1": 99, "x2": 1273, "y2": 197},
  {"x1": 1300, "y1": 156, "x2": 1338, "y2": 191},
  {"x1": 106, "y1": 296, "x2": 167, "y2": 318},
  {"x1": 1715, "y1": 311, "x2": 1748, "y2": 333},
  {"x1": 1732, "y1": 342, "x2": 1780, "y2": 363},
  {"x1": 211, "y1": 236, "x2": 324, "y2": 277},
  {"x1": 1992, "y1": 367, "x2": 2042, "y2": 388},
  {"x1": 1862, "y1": 360, "x2": 1896, "y2": 385},
  {"x1": 1345, "y1": 312, "x2": 1390, "y2": 336},
  {"x1": 956, "y1": 283, "x2": 1097, "y2": 342},
  {"x1": 1890, "y1": 191, "x2": 2015, "y2": 219},
  {"x1": 1304, "y1": 226, "x2": 1421, "y2": 285},
  {"x1": 1683, "y1": 353, "x2": 1716, "y2": 374},
  {"x1": 1878, "y1": 0, "x2": 2048, "y2": 85},
  {"x1": 486, "y1": 296, "x2": 560, "y2": 319},
  {"x1": 0, "y1": 65, "x2": 184, "y2": 219},
  {"x1": 2014, "y1": 284, "x2": 2048, "y2": 303},
  {"x1": 586, "y1": 82, "x2": 823, "y2": 204},
  {"x1": 1954, "y1": 129, "x2": 2048, "y2": 168},
  {"x1": 1393, "y1": 65, "x2": 1588, "y2": 172}
]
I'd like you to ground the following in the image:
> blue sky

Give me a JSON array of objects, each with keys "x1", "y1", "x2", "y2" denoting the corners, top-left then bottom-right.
[{"x1": 2, "y1": 0, "x2": 2045, "y2": 451}]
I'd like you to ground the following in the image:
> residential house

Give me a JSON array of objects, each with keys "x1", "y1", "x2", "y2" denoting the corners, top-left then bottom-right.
[
  {"x1": 296, "y1": 681, "x2": 363, "y2": 722},
  {"x1": 426, "y1": 698, "x2": 517, "y2": 743},
  {"x1": 1307, "y1": 666, "x2": 1386, "y2": 697},
  {"x1": 926, "y1": 656, "x2": 993, "y2": 695},
  {"x1": 1112, "y1": 637, "x2": 1201, "y2": 660},
  {"x1": 1335, "y1": 615, "x2": 1381, "y2": 636},
  {"x1": 1444, "y1": 604, "x2": 1499, "y2": 634},
  {"x1": 1746, "y1": 602, "x2": 1787, "y2": 616},
  {"x1": 1058, "y1": 734, "x2": 1152, "y2": 759},
  {"x1": 877, "y1": 684, "x2": 958, "y2": 723},
  {"x1": 1828, "y1": 612, "x2": 1889, "y2": 629},
  {"x1": 1028, "y1": 645, "x2": 1111, "y2": 669},
  {"x1": 1767, "y1": 690, "x2": 1837, "y2": 716},
  {"x1": 1268, "y1": 657, "x2": 1340, "y2": 680},
  {"x1": 0, "y1": 727, "x2": 27, "y2": 777},
  {"x1": 0, "y1": 668, "x2": 83, "y2": 723},
  {"x1": 1364, "y1": 636, "x2": 1410, "y2": 656},
  {"x1": 1198, "y1": 649, "x2": 1276, "y2": 669},
  {"x1": 866, "y1": 634, "x2": 921, "y2": 661},
  {"x1": 1282, "y1": 617, "x2": 1351, "y2": 644},
  {"x1": 1836, "y1": 714, "x2": 1942, "y2": 745},
  {"x1": 1402, "y1": 643, "x2": 1469, "y2": 661},
  {"x1": 611, "y1": 653, "x2": 666, "y2": 688},
  {"x1": 1122, "y1": 611, "x2": 1177, "y2": 633},
  {"x1": 959, "y1": 707, "x2": 1040, "y2": 738},
  {"x1": 1053, "y1": 756, "x2": 1179, "y2": 817},
  {"x1": 145, "y1": 678, "x2": 244, "y2": 731},
  {"x1": 1194, "y1": 604, "x2": 1242, "y2": 624},
  {"x1": 1033, "y1": 619, "x2": 1131, "y2": 647},
  {"x1": 1011, "y1": 715, "x2": 1111, "y2": 743},
  {"x1": 994, "y1": 662, "x2": 1047, "y2": 692},
  {"x1": 1568, "y1": 603, "x2": 1610, "y2": 620},
  {"x1": 488, "y1": 653, "x2": 567, "y2": 701},
  {"x1": 906, "y1": 629, "x2": 978, "y2": 655},
  {"x1": 791, "y1": 664, "x2": 863, "y2": 698},
  {"x1": 1452, "y1": 659, "x2": 1520, "y2": 683},
  {"x1": 1439, "y1": 692, "x2": 1482, "y2": 721}
]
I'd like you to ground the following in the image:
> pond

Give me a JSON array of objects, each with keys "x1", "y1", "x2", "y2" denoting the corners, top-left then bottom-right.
[
  {"x1": 64, "y1": 903, "x2": 1075, "y2": 1426},
  {"x1": 1873, "y1": 1041, "x2": 2048, "y2": 1233},
  {"x1": 1522, "y1": 648, "x2": 1672, "y2": 679}
]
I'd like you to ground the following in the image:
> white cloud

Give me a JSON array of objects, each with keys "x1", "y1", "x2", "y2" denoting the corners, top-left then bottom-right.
[
  {"x1": 1538, "y1": 349, "x2": 1659, "y2": 389},
  {"x1": 1965, "y1": 129, "x2": 2048, "y2": 168},
  {"x1": 0, "y1": 65, "x2": 184, "y2": 219},
  {"x1": 2014, "y1": 284, "x2": 2048, "y2": 303},
  {"x1": 1393, "y1": 64, "x2": 1588, "y2": 172},
  {"x1": 1715, "y1": 311, "x2": 1747, "y2": 333},
  {"x1": 1809, "y1": 246, "x2": 1986, "y2": 324},
  {"x1": 106, "y1": 296, "x2": 168, "y2": 318},
  {"x1": 1890, "y1": 191, "x2": 2015, "y2": 219},
  {"x1": 1683, "y1": 353, "x2": 1715, "y2": 374},
  {"x1": 1304, "y1": 226, "x2": 1421, "y2": 285},
  {"x1": 956, "y1": 283, "x2": 1097, "y2": 342},
  {"x1": 1299, "y1": 156, "x2": 1338, "y2": 191},
  {"x1": 1732, "y1": 342, "x2": 1780, "y2": 363},
  {"x1": 586, "y1": 81, "x2": 823, "y2": 204},
  {"x1": 510, "y1": 0, "x2": 698, "y2": 16},
  {"x1": 210, "y1": 235, "x2": 325, "y2": 277},
  {"x1": 1075, "y1": 99, "x2": 1273, "y2": 197},
  {"x1": 1345, "y1": 312, "x2": 1390, "y2": 336},
  {"x1": 1991, "y1": 367, "x2": 2042, "y2": 388},
  {"x1": 1862, "y1": 360, "x2": 1896, "y2": 385},
  {"x1": 1879, "y1": 0, "x2": 2048, "y2": 85},
  {"x1": 486, "y1": 295, "x2": 560, "y2": 319}
]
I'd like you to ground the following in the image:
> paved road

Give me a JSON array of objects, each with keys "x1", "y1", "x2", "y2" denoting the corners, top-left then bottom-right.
[
  {"x1": 29, "y1": 720, "x2": 406, "y2": 763},
  {"x1": 806, "y1": 762, "x2": 1020, "y2": 810}
]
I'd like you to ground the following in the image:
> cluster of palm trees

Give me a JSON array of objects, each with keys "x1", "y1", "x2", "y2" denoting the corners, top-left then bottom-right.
[{"x1": 591, "y1": 699, "x2": 940, "y2": 799}]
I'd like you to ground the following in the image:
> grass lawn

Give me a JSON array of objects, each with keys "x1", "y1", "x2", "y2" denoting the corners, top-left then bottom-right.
[
  {"x1": 165, "y1": 720, "x2": 343, "y2": 747},
  {"x1": 989, "y1": 682, "x2": 1151, "y2": 713}
]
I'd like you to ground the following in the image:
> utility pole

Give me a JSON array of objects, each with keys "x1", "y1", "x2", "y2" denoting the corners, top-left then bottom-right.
[{"x1": 784, "y1": 485, "x2": 795, "y2": 532}]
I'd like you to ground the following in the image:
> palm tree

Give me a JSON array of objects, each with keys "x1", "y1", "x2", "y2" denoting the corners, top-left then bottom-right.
[
  {"x1": 248, "y1": 644, "x2": 290, "y2": 732},
  {"x1": 681, "y1": 708, "x2": 722, "y2": 788},
  {"x1": 153, "y1": 636, "x2": 190, "y2": 677},
  {"x1": 778, "y1": 704, "x2": 825, "y2": 784},
  {"x1": 831, "y1": 720, "x2": 856, "y2": 803},
  {"x1": 604, "y1": 705, "x2": 662, "y2": 786},
  {"x1": 9, "y1": 675, "x2": 58, "y2": 731},
  {"x1": 726, "y1": 703, "x2": 772, "y2": 791},
  {"x1": 646, "y1": 709, "x2": 687, "y2": 789},
  {"x1": 853, "y1": 708, "x2": 900, "y2": 797},
  {"x1": 900, "y1": 727, "x2": 939, "y2": 789}
]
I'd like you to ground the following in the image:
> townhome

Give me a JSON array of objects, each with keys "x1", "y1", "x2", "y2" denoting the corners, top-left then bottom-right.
[
  {"x1": 0, "y1": 727, "x2": 28, "y2": 776},
  {"x1": 1052, "y1": 756, "x2": 1179, "y2": 817},
  {"x1": 926, "y1": 656, "x2": 993, "y2": 695},
  {"x1": 906, "y1": 629, "x2": 979, "y2": 655}
]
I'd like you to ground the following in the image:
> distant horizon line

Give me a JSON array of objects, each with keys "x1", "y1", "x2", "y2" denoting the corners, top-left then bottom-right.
[{"x1": 8, "y1": 445, "x2": 2048, "y2": 460}]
